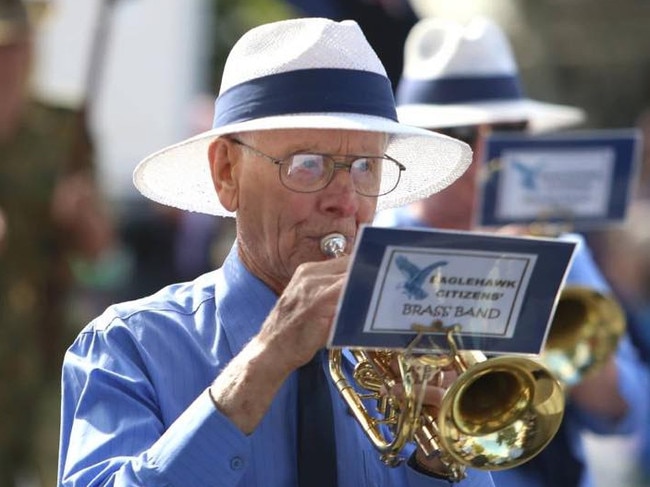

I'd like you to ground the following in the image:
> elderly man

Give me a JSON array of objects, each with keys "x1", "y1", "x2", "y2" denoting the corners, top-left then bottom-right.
[{"x1": 57, "y1": 17, "x2": 495, "y2": 487}]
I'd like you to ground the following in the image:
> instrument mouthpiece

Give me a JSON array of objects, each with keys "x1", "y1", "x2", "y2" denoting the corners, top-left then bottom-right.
[{"x1": 320, "y1": 233, "x2": 347, "y2": 258}]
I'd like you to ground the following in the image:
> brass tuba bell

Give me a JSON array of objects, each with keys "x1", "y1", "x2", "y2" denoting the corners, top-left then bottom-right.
[
  {"x1": 321, "y1": 233, "x2": 565, "y2": 482},
  {"x1": 540, "y1": 285, "x2": 626, "y2": 387},
  {"x1": 514, "y1": 226, "x2": 627, "y2": 388}
]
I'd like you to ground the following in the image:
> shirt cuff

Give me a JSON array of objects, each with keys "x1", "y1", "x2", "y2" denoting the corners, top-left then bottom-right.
[{"x1": 146, "y1": 389, "x2": 251, "y2": 487}]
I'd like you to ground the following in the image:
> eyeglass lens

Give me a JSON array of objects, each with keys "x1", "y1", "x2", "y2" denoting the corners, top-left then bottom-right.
[{"x1": 281, "y1": 154, "x2": 399, "y2": 196}]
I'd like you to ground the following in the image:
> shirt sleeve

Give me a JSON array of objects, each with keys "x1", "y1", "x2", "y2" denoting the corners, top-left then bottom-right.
[
  {"x1": 571, "y1": 335, "x2": 648, "y2": 435},
  {"x1": 559, "y1": 232, "x2": 610, "y2": 293},
  {"x1": 58, "y1": 319, "x2": 252, "y2": 487}
]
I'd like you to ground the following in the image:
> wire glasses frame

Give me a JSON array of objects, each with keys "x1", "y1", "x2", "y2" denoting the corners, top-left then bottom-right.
[{"x1": 228, "y1": 137, "x2": 405, "y2": 197}]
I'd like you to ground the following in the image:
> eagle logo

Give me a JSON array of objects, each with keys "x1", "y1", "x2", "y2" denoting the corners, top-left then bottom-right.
[
  {"x1": 394, "y1": 256, "x2": 448, "y2": 300},
  {"x1": 511, "y1": 160, "x2": 543, "y2": 190}
]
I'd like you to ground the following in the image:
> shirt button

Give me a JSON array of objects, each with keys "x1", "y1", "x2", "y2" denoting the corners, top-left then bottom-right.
[{"x1": 230, "y1": 456, "x2": 244, "y2": 470}]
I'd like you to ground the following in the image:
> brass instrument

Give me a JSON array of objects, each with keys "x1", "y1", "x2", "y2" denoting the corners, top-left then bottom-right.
[
  {"x1": 321, "y1": 233, "x2": 565, "y2": 482},
  {"x1": 520, "y1": 225, "x2": 627, "y2": 387},
  {"x1": 540, "y1": 285, "x2": 626, "y2": 387}
]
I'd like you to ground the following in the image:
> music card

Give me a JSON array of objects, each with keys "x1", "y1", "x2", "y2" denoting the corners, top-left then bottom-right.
[
  {"x1": 328, "y1": 226, "x2": 576, "y2": 355},
  {"x1": 476, "y1": 128, "x2": 642, "y2": 229}
]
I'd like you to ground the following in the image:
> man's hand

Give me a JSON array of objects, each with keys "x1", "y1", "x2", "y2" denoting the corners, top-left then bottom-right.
[
  {"x1": 210, "y1": 255, "x2": 349, "y2": 434},
  {"x1": 51, "y1": 171, "x2": 117, "y2": 260},
  {"x1": 381, "y1": 355, "x2": 461, "y2": 476},
  {"x1": 258, "y1": 256, "x2": 350, "y2": 372}
]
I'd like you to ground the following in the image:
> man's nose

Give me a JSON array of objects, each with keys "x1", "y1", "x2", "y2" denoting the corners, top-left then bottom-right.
[{"x1": 319, "y1": 168, "x2": 359, "y2": 216}]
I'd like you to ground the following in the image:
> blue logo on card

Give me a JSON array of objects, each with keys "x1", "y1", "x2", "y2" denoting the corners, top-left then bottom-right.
[
  {"x1": 395, "y1": 256, "x2": 448, "y2": 300},
  {"x1": 512, "y1": 160, "x2": 543, "y2": 190}
]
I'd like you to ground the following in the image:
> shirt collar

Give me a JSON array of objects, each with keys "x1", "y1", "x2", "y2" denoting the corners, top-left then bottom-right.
[{"x1": 215, "y1": 243, "x2": 279, "y2": 355}]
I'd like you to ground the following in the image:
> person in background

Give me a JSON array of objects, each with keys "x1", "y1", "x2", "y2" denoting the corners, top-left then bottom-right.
[
  {"x1": 0, "y1": 0, "x2": 124, "y2": 485},
  {"x1": 57, "y1": 17, "x2": 496, "y2": 487},
  {"x1": 374, "y1": 16, "x2": 647, "y2": 487},
  {"x1": 584, "y1": 108, "x2": 650, "y2": 483},
  {"x1": 0, "y1": 4, "x2": 44, "y2": 484}
]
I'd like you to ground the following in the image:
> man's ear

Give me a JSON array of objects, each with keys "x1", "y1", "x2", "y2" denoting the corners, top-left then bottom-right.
[{"x1": 208, "y1": 137, "x2": 238, "y2": 212}]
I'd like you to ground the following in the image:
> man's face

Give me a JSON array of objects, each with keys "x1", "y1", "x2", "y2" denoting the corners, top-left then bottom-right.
[
  {"x1": 426, "y1": 122, "x2": 528, "y2": 229},
  {"x1": 214, "y1": 128, "x2": 384, "y2": 293}
]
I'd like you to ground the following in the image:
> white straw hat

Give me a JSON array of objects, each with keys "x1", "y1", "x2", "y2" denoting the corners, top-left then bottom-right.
[
  {"x1": 133, "y1": 17, "x2": 472, "y2": 217},
  {"x1": 396, "y1": 17, "x2": 586, "y2": 132}
]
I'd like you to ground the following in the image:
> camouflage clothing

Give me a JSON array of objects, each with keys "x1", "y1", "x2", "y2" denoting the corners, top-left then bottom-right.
[{"x1": 0, "y1": 101, "x2": 90, "y2": 487}]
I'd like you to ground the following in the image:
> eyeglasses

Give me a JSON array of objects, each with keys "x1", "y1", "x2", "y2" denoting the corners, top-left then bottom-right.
[{"x1": 229, "y1": 138, "x2": 405, "y2": 197}]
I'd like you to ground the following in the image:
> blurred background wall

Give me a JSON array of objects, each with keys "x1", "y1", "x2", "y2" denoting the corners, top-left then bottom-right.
[{"x1": 31, "y1": 0, "x2": 211, "y2": 202}]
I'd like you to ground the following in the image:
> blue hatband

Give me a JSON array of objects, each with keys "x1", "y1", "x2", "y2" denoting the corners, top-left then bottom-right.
[
  {"x1": 213, "y1": 68, "x2": 398, "y2": 128},
  {"x1": 396, "y1": 75, "x2": 524, "y2": 106}
]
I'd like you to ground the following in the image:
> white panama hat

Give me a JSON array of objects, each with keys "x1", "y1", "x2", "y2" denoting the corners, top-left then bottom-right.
[
  {"x1": 396, "y1": 17, "x2": 586, "y2": 133},
  {"x1": 133, "y1": 17, "x2": 472, "y2": 217}
]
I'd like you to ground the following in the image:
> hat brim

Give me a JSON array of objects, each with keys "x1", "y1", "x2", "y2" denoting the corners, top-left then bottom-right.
[
  {"x1": 133, "y1": 113, "x2": 472, "y2": 217},
  {"x1": 397, "y1": 99, "x2": 586, "y2": 133}
]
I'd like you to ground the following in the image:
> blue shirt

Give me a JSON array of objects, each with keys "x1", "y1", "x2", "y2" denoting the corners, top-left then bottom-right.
[
  {"x1": 58, "y1": 244, "x2": 495, "y2": 487},
  {"x1": 374, "y1": 207, "x2": 648, "y2": 487}
]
